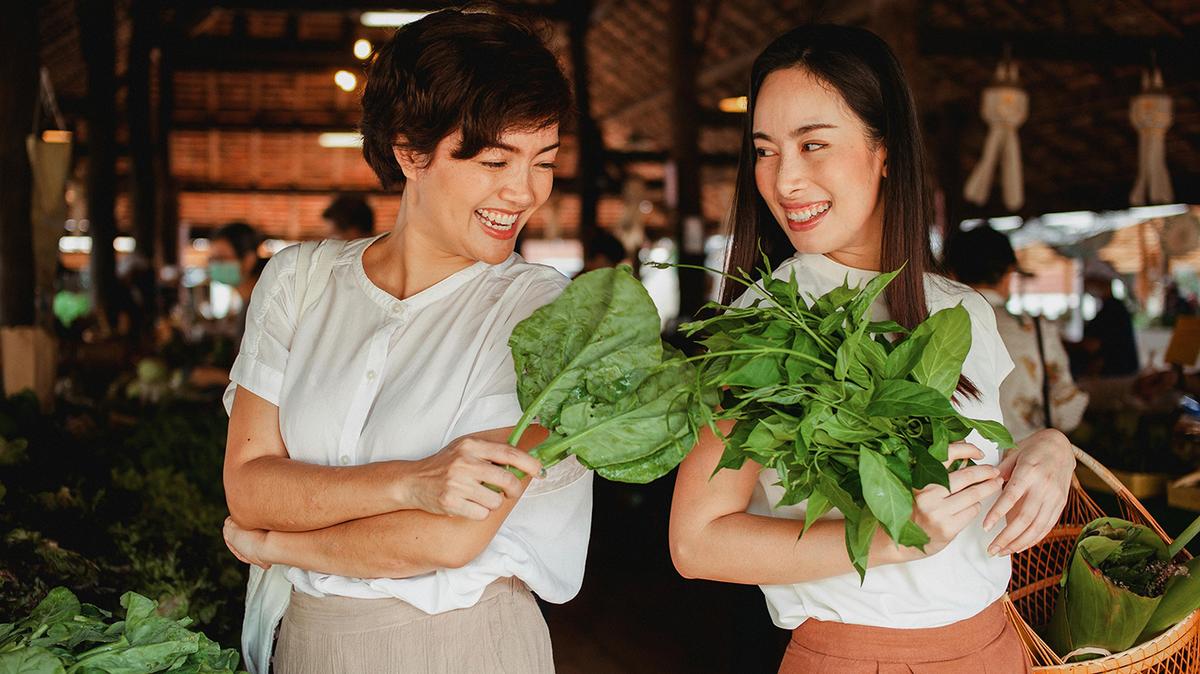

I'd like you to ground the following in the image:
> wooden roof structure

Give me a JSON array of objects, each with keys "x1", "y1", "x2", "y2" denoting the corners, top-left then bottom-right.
[{"x1": 35, "y1": 0, "x2": 1200, "y2": 243}]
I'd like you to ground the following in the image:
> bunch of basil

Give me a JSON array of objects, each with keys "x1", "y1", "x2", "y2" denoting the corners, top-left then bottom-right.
[
  {"x1": 680, "y1": 264, "x2": 1013, "y2": 580},
  {"x1": 505, "y1": 266, "x2": 717, "y2": 483},
  {"x1": 1047, "y1": 515, "x2": 1200, "y2": 661},
  {"x1": 0, "y1": 587, "x2": 244, "y2": 673}
]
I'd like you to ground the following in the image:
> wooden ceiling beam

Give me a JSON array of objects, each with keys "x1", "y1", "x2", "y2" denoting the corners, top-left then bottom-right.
[
  {"x1": 174, "y1": 38, "x2": 357, "y2": 72},
  {"x1": 918, "y1": 27, "x2": 1199, "y2": 79},
  {"x1": 197, "y1": 1, "x2": 569, "y2": 20}
]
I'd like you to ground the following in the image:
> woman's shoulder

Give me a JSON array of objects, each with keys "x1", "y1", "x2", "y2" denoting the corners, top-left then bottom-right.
[
  {"x1": 490, "y1": 255, "x2": 570, "y2": 295},
  {"x1": 924, "y1": 274, "x2": 991, "y2": 318}
]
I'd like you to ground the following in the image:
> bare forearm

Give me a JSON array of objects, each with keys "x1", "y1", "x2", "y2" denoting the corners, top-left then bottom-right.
[
  {"x1": 260, "y1": 510, "x2": 455, "y2": 578},
  {"x1": 260, "y1": 475, "x2": 532, "y2": 579},
  {"x1": 225, "y1": 457, "x2": 417, "y2": 532},
  {"x1": 673, "y1": 511, "x2": 916, "y2": 585}
]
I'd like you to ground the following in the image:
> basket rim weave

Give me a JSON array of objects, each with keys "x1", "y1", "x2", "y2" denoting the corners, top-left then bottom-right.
[{"x1": 1007, "y1": 446, "x2": 1200, "y2": 672}]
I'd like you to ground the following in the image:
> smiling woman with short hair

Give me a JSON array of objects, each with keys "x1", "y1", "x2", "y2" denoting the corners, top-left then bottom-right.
[{"x1": 219, "y1": 9, "x2": 591, "y2": 673}]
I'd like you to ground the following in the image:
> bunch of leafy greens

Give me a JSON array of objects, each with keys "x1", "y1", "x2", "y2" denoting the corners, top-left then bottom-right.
[
  {"x1": 678, "y1": 262, "x2": 1013, "y2": 580},
  {"x1": 0, "y1": 587, "x2": 244, "y2": 673},
  {"x1": 0, "y1": 391, "x2": 244, "y2": 650},
  {"x1": 506, "y1": 266, "x2": 717, "y2": 483},
  {"x1": 1046, "y1": 515, "x2": 1200, "y2": 660}
]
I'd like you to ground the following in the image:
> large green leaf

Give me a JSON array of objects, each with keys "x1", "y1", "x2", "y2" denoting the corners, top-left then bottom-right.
[
  {"x1": 883, "y1": 332, "x2": 929, "y2": 381},
  {"x1": 866, "y1": 380, "x2": 957, "y2": 418},
  {"x1": 909, "y1": 305, "x2": 972, "y2": 397},
  {"x1": 509, "y1": 268, "x2": 717, "y2": 483},
  {"x1": 0, "y1": 647, "x2": 65, "y2": 674},
  {"x1": 509, "y1": 266, "x2": 663, "y2": 429},
  {"x1": 859, "y1": 448, "x2": 913, "y2": 540},
  {"x1": 912, "y1": 446, "x2": 950, "y2": 490},
  {"x1": 959, "y1": 416, "x2": 1015, "y2": 450},
  {"x1": 529, "y1": 346, "x2": 715, "y2": 487},
  {"x1": 845, "y1": 509, "x2": 878, "y2": 582}
]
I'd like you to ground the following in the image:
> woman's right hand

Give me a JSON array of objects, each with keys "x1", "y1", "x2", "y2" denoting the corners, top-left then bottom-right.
[
  {"x1": 404, "y1": 436, "x2": 544, "y2": 521},
  {"x1": 908, "y1": 442, "x2": 1003, "y2": 559}
]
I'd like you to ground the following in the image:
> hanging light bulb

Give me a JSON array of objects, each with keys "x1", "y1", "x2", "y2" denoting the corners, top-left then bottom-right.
[
  {"x1": 718, "y1": 96, "x2": 748, "y2": 113},
  {"x1": 353, "y1": 39, "x2": 372, "y2": 60},
  {"x1": 334, "y1": 70, "x2": 358, "y2": 92}
]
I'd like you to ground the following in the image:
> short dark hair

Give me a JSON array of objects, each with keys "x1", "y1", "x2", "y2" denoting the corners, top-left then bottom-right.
[
  {"x1": 322, "y1": 194, "x2": 375, "y2": 236},
  {"x1": 360, "y1": 8, "x2": 573, "y2": 189},
  {"x1": 943, "y1": 226, "x2": 1018, "y2": 286},
  {"x1": 213, "y1": 221, "x2": 259, "y2": 260}
]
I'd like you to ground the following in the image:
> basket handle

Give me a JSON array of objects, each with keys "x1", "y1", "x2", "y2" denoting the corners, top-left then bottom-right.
[{"x1": 1071, "y1": 445, "x2": 1171, "y2": 542}]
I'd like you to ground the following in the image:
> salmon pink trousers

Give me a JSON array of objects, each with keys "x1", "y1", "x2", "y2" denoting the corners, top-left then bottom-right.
[{"x1": 778, "y1": 600, "x2": 1032, "y2": 674}]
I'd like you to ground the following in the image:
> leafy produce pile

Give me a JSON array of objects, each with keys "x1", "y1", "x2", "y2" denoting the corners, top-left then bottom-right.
[
  {"x1": 0, "y1": 389, "x2": 244, "y2": 650},
  {"x1": 1047, "y1": 515, "x2": 1200, "y2": 661},
  {"x1": 506, "y1": 266, "x2": 716, "y2": 483},
  {"x1": 678, "y1": 264, "x2": 1013, "y2": 579},
  {"x1": 0, "y1": 587, "x2": 244, "y2": 673}
]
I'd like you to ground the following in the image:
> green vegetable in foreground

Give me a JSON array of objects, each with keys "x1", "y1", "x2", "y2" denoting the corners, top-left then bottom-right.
[
  {"x1": 506, "y1": 266, "x2": 717, "y2": 483},
  {"x1": 673, "y1": 259, "x2": 1014, "y2": 580},
  {"x1": 0, "y1": 586, "x2": 244, "y2": 673}
]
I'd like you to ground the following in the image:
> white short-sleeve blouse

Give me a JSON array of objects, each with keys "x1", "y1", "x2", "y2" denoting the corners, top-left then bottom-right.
[
  {"x1": 734, "y1": 252, "x2": 1015, "y2": 629},
  {"x1": 225, "y1": 234, "x2": 593, "y2": 614}
]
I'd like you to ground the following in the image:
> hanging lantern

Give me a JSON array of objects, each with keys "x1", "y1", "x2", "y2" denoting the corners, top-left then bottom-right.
[
  {"x1": 1129, "y1": 68, "x2": 1174, "y2": 206},
  {"x1": 963, "y1": 61, "x2": 1028, "y2": 212}
]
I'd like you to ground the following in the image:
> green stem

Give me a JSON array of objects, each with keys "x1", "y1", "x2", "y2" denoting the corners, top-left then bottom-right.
[
  {"x1": 684, "y1": 347, "x2": 833, "y2": 372},
  {"x1": 1168, "y1": 513, "x2": 1200, "y2": 559}
]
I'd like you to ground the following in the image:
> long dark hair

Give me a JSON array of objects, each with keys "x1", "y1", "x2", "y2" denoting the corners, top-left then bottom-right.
[{"x1": 724, "y1": 25, "x2": 977, "y2": 396}]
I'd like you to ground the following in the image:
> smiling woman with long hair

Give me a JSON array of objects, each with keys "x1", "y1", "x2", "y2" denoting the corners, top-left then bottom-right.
[
  {"x1": 669, "y1": 25, "x2": 1075, "y2": 673},
  {"x1": 219, "y1": 9, "x2": 591, "y2": 673}
]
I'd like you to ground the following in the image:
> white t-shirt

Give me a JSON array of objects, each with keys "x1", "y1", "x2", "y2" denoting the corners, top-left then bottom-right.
[
  {"x1": 224, "y1": 234, "x2": 593, "y2": 614},
  {"x1": 734, "y1": 252, "x2": 1015, "y2": 629}
]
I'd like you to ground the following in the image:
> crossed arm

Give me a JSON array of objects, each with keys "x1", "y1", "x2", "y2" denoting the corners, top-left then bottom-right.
[{"x1": 222, "y1": 386, "x2": 546, "y2": 579}]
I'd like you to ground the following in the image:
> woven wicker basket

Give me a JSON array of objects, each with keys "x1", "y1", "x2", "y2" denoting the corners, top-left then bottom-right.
[{"x1": 1005, "y1": 446, "x2": 1200, "y2": 672}]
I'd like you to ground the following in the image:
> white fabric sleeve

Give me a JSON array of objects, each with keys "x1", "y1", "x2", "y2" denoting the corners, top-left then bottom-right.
[
  {"x1": 223, "y1": 245, "x2": 299, "y2": 415},
  {"x1": 965, "y1": 292, "x2": 1016, "y2": 388}
]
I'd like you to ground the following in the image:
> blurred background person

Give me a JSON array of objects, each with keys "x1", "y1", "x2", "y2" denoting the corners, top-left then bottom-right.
[
  {"x1": 945, "y1": 225, "x2": 1089, "y2": 441},
  {"x1": 1076, "y1": 257, "x2": 1141, "y2": 378},
  {"x1": 322, "y1": 193, "x2": 375, "y2": 240},
  {"x1": 190, "y1": 221, "x2": 265, "y2": 387},
  {"x1": 208, "y1": 221, "x2": 265, "y2": 335}
]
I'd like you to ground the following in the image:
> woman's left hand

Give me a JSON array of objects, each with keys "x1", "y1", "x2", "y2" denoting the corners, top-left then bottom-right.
[
  {"x1": 982, "y1": 429, "x2": 1075, "y2": 556},
  {"x1": 223, "y1": 516, "x2": 272, "y2": 569}
]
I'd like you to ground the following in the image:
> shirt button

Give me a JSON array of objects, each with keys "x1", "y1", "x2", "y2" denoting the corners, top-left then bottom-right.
[
  {"x1": 390, "y1": 304, "x2": 403, "y2": 315},
  {"x1": 339, "y1": 455, "x2": 350, "y2": 465},
  {"x1": 366, "y1": 369, "x2": 377, "y2": 381}
]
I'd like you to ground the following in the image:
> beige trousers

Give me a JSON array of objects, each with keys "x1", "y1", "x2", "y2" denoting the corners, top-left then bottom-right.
[{"x1": 273, "y1": 577, "x2": 554, "y2": 674}]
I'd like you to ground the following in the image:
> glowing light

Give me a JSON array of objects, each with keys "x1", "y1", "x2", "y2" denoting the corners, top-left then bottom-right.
[
  {"x1": 41, "y1": 130, "x2": 73, "y2": 143},
  {"x1": 353, "y1": 39, "x2": 372, "y2": 60},
  {"x1": 718, "y1": 96, "x2": 747, "y2": 113},
  {"x1": 318, "y1": 132, "x2": 363, "y2": 149},
  {"x1": 334, "y1": 70, "x2": 358, "y2": 92},
  {"x1": 360, "y1": 11, "x2": 429, "y2": 27}
]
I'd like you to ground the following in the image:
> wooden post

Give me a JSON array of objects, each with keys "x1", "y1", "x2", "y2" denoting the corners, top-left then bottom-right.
[
  {"x1": 129, "y1": 0, "x2": 159, "y2": 338},
  {"x1": 0, "y1": 1, "x2": 38, "y2": 327},
  {"x1": 568, "y1": 0, "x2": 603, "y2": 253},
  {"x1": 668, "y1": 0, "x2": 707, "y2": 322},
  {"x1": 156, "y1": 40, "x2": 179, "y2": 269},
  {"x1": 78, "y1": 0, "x2": 120, "y2": 333}
]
